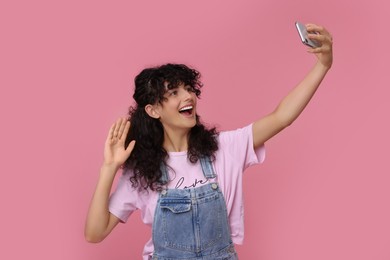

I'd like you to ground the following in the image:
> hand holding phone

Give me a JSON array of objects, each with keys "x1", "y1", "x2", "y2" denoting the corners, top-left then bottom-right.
[{"x1": 295, "y1": 21, "x2": 321, "y2": 48}]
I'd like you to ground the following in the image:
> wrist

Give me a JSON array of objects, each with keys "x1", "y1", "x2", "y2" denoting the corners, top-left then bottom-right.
[
  {"x1": 316, "y1": 60, "x2": 332, "y2": 72},
  {"x1": 100, "y1": 163, "x2": 121, "y2": 176}
]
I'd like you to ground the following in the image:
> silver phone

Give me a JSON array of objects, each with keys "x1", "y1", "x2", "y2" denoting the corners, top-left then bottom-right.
[{"x1": 295, "y1": 21, "x2": 320, "y2": 48}]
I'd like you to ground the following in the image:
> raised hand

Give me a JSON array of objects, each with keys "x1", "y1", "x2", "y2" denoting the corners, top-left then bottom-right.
[
  {"x1": 306, "y1": 23, "x2": 333, "y2": 69},
  {"x1": 103, "y1": 118, "x2": 135, "y2": 168}
]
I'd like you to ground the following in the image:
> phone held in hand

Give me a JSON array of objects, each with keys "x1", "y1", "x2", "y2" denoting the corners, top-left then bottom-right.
[{"x1": 295, "y1": 21, "x2": 320, "y2": 48}]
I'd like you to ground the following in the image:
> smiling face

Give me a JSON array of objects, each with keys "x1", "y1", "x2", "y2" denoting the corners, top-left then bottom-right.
[{"x1": 146, "y1": 83, "x2": 198, "y2": 134}]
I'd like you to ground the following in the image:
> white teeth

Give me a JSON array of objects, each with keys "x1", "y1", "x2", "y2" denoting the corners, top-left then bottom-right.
[{"x1": 179, "y1": 105, "x2": 193, "y2": 112}]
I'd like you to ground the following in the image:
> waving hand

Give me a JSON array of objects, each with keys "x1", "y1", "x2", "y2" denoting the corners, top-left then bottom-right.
[{"x1": 104, "y1": 118, "x2": 135, "y2": 168}]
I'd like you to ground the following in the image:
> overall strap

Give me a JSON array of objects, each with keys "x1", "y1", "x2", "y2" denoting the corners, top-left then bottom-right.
[{"x1": 199, "y1": 156, "x2": 216, "y2": 179}]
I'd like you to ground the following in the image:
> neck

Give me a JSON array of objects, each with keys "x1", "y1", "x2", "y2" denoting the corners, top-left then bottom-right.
[{"x1": 163, "y1": 128, "x2": 190, "y2": 152}]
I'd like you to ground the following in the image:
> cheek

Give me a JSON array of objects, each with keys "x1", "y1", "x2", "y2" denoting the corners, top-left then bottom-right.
[{"x1": 161, "y1": 104, "x2": 178, "y2": 117}]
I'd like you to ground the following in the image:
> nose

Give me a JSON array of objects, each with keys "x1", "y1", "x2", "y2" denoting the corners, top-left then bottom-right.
[{"x1": 181, "y1": 87, "x2": 193, "y2": 100}]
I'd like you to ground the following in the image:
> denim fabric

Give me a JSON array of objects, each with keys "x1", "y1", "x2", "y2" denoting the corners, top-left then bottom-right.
[{"x1": 152, "y1": 157, "x2": 238, "y2": 260}]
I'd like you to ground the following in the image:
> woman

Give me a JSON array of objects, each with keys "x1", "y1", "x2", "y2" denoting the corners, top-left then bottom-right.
[{"x1": 85, "y1": 23, "x2": 333, "y2": 259}]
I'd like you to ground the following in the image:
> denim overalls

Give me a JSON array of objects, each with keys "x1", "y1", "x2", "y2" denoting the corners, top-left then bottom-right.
[{"x1": 152, "y1": 157, "x2": 238, "y2": 260}]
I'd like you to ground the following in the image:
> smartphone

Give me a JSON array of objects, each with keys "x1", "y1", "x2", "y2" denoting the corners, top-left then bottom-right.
[{"x1": 295, "y1": 21, "x2": 320, "y2": 48}]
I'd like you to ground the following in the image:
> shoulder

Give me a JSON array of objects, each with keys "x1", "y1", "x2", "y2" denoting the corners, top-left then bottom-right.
[
  {"x1": 217, "y1": 124, "x2": 253, "y2": 146},
  {"x1": 215, "y1": 123, "x2": 265, "y2": 167}
]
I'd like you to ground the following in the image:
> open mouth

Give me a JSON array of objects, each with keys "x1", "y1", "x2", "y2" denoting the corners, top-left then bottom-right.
[{"x1": 179, "y1": 105, "x2": 193, "y2": 116}]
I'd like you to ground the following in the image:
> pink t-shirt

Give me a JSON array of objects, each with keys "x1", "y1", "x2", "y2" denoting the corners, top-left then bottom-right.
[{"x1": 109, "y1": 123, "x2": 265, "y2": 259}]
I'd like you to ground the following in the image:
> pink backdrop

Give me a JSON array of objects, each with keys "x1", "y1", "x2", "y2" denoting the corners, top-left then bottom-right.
[{"x1": 1, "y1": 0, "x2": 389, "y2": 259}]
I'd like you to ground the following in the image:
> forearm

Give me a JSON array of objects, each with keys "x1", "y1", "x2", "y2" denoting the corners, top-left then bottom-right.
[
  {"x1": 84, "y1": 164, "x2": 119, "y2": 242},
  {"x1": 274, "y1": 61, "x2": 330, "y2": 126}
]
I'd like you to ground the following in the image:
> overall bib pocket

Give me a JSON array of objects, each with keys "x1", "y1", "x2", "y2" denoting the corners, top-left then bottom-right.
[
  {"x1": 158, "y1": 198, "x2": 194, "y2": 251},
  {"x1": 155, "y1": 193, "x2": 225, "y2": 253},
  {"x1": 160, "y1": 199, "x2": 192, "y2": 213}
]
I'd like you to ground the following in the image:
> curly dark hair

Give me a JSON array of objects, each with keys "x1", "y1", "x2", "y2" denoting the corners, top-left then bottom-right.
[{"x1": 123, "y1": 63, "x2": 219, "y2": 191}]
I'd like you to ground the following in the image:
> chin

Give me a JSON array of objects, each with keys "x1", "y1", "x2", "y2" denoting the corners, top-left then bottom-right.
[{"x1": 187, "y1": 119, "x2": 197, "y2": 129}]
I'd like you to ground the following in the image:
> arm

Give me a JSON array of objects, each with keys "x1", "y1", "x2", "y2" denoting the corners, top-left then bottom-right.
[
  {"x1": 253, "y1": 23, "x2": 333, "y2": 148},
  {"x1": 84, "y1": 118, "x2": 135, "y2": 243}
]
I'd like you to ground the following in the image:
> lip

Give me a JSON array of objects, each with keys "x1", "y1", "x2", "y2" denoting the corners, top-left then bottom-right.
[
  {"x1": 178, "y1": 104, "x2": 194, "y2": 111},
  {"x1": 178, "y1": 103, "x2": 195, "y2": 118}
]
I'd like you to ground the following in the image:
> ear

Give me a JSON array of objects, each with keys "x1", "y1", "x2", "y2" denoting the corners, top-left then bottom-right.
[{"x1": 145, "y1": 104, "x2": 160, "y2": 119}]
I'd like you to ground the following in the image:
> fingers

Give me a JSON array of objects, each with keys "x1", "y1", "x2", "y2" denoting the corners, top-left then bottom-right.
[
  {"x1": 308, "y1": 32, "x2": 332, "y2": 46},
  {"x1": 306, "y1": 46, "x2": 324, "y2": 54},
  {"x1": 106, "y1": 121, "x2": 116, "y2": 143},
  {"x1": 126, "y1": 140, "x2": 136, "y2": 154},
  {"x1": 306, "y1": 23, "x2": 321, "y2": 32},
  {"x1": 107, "y1": 118, "x2": 130, "y2": 142},
  {"x1": 304, "y1": 23, "x2": 333, "y2": 53},
  {"x1": 306, "y1": 23, "x2": 327, "y2": 35},
  {"x1": 306, "y1": 23, "x2": 333, "y2": 42},
  {"x1": 112, "y1": 118, "x2": 122, "y2": 139},
  {"x1": 117, "y1": 118, "x2": 128, "y2": 140},
  {"x1": 123, "y1": 120, "x2": 131, "y2": 139},
  {"x1": 307, "y1": 35, "x2": 332, "y2": 52},
  {"x1": 306, "y1": 43, "x2": 332, "y2": 55}
]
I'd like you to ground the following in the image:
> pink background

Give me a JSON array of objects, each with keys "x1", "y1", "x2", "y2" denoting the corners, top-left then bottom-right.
[{"x1": 1, "y1": 0, "x2": 389, "y2": 259}]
